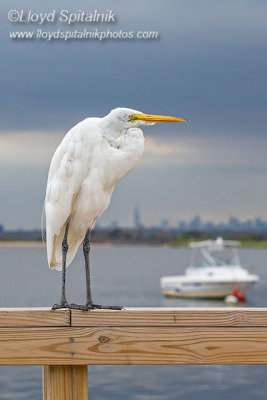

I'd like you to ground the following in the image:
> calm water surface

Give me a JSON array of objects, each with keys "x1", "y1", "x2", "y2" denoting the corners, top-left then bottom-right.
[{"x1": 0, "y1": 245, "x2": 267, "y2": 399}]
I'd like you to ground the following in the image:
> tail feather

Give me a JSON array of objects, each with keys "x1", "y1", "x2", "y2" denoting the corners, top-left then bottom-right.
[{"x1": 49, "y1": 229, "x2": 83, "y2": 271}]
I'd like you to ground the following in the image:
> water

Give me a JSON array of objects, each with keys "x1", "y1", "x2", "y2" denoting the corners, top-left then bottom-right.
[{"x1": 0, "y1": 245, "x2": 267, "y2": 399}]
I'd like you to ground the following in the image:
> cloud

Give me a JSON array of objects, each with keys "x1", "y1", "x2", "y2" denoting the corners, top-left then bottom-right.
[
  {"x1": 1, "y1": 130, "x2": 266, "y2": 174},
  {"x1": 0, "y1": 131, "x2": 63, "y2": 165},
  {"x1": 0, "y1": 130, "x2": 187, "y2": 166},
  {"x1": 144, "y1": 133, "x2": 267, "y2": 171},
  {"x1": 0, "y1": 0, "x2": 266, "y2": 138},
  {"x1": 0, "y1": 129, "x2": 266, "y2": 229}
]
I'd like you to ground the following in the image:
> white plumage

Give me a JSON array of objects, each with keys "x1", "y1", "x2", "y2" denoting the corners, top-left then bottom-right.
[
  {"x1": 45, "y1": 108, "x2": 146, "y2": 270},
  {"x1": 44, "y1": 107, "x2": 187, "y2": 309}
]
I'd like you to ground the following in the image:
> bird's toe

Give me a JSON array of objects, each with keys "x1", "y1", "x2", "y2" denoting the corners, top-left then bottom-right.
[
  {"x1": 91, "y1": 304, "x2": 123, "y2": 310},
  {"x1": 52, "y1": 302, "x2": 69, "y2": 310},
  {"x1": 68, "y1": 303, "x2": 92, "y2": 311}
]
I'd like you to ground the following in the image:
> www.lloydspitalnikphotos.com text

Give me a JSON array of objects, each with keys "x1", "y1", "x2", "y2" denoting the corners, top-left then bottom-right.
[{"x1": 7, "y1": 9, "x2": 160, "y2": 42}]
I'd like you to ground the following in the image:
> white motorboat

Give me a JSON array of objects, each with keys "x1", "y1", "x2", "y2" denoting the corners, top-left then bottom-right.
[{"x1": 160, "y1": 237, "x2": 259, "y2": 298}]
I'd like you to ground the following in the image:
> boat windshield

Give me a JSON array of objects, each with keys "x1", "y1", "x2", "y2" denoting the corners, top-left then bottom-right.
[{"x1": 190, "y1": 247, "x2": 240, "y2": 268}]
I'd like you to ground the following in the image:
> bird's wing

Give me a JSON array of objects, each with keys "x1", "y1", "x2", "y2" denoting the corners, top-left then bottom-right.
[{"x1": 45, "y1": 125, "x2": 90, "y2": 269}]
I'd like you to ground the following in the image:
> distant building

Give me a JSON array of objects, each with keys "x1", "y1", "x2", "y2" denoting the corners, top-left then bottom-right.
[
  {"x1": 188, "y1": 216, "x2": 202, "y2": 231},
  {"x1": 110, "y1": 221, "x2": 118, "y2": 229},
  {"x1": 176, "y1": 216, "x2": 267, "y2": 233},
  {"x1": 133, "y1": 206, "x2": 142, "y2": 230},
  {"x1": 160, "y1": 219, "x2": 169, "y2": 230},
  {"x1": 178, "y1": 221, "x2": 187, "y2": 231}
]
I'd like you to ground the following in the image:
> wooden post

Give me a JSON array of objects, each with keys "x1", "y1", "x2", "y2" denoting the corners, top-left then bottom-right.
[{"x1": 43, "y1": 365, "x2": 88, "y2": 400}]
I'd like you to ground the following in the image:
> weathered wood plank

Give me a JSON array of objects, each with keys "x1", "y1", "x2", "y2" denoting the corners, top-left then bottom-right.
[
  {"x1": 71, "y1": 308, "x2": 267, "y2": 327},
  {"x1": 43, "y1": 365, "x2": 88, "y2": 400},
  {"x1": 1, "y1": 326, "x2": 267, "y2": 365},
  {"x1": 0, "y1": 308, "x2": 70, "y2": 327},
  {"x1": 0, "y1": 308, "x2": 267, "y2": 328}
]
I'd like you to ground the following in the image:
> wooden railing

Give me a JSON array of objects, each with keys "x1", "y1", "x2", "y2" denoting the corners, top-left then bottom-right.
[{"x1": 1, "y1": 307, "x2": 267, "y2": 399}]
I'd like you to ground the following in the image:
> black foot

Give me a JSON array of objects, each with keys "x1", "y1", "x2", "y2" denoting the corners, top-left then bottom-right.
[
  {"x1": 91, "y1": 303, "x2": 123, "y2": 310},
  {"x1": 52, "y1": 302, "x2": 88, "y2": 311},
  {"x1": 52, "y1": 301, "x2": 69, "y2": 310},
  {"x1": 52, "y1": 302, "x2": 123, "y2": 311},
  {"x1": 67, "y1": 303, "x2": 123, "y2": 311}
]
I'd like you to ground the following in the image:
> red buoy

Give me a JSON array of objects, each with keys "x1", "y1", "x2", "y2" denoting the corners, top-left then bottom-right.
[{"x1": 231, "y1": 287, "x2": 246, "y2": 302}]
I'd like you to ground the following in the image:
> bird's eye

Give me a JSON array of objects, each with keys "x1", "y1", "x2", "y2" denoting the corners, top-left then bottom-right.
[{"x1": 129, "y1": 114, "x2": 138, "y2": 121}]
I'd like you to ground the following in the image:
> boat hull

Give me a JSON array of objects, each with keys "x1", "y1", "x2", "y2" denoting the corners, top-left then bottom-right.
[{"x1": 161, "y1": 280, "x2": 257, "y2": 299}]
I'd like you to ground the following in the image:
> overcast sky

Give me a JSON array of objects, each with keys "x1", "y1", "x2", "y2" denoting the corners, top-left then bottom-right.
[{"x1": 0, "y1": 0, "x2": 266, "y2": 229}]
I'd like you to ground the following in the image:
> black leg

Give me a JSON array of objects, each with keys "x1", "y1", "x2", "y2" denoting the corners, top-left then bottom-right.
[
  {"x1": 83, "y1": 229, "x2": 92, "y2": 305},
  {"x1": 53, "y1": 225, "x2": 123, "y2": 311},
  {"x1": 52, "y1": 220, "x2": 70, "y2": 310},
  {"x1": 69, "y1": 229, "x2": 123, "y2": 311}
]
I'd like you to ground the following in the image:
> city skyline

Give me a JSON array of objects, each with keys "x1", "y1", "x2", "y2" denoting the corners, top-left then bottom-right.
[
  {"x1": 1, "y1": 208, "x2": 267, "y2": 233},
  {"x1": 110, "y1": 214, "x2": 267, "y2": 233}
]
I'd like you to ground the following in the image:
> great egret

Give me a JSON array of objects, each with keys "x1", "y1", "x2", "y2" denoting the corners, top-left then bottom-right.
[{"x1": 45, "y1": 107, "x2": 188, "y2": 310}]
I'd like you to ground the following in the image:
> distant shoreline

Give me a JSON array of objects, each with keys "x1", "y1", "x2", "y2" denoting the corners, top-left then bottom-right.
[
  {"x1": 0, "y1": 240, "x2": 266, "y2": 248},
  {"x1": 0, "y1": 241, "x2": 115, "y2": 248},
  {"x1": 0, "y1": 241, "x2": 44, "y2": 247}
]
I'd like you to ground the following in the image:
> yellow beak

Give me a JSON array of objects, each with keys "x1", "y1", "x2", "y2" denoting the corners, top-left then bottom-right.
[{"x1": 129, "y1": 113, "x2": 188, "y2": 123}]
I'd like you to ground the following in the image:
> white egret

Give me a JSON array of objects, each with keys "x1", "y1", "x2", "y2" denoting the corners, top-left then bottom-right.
[{"x1": 45, "y1": 107, "x2": 188, "y2": 310}]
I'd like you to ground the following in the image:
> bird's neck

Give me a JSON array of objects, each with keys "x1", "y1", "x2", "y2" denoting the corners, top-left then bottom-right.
[
  {"x1": 100, "y1": 126, "x2": 145, "y2": 187},
  {"x1": 100, "y1": 117, "x2": 126, "y2": 142},
  {"x1": 103, "y1": 128, "x2": 127, "y2": 144}
]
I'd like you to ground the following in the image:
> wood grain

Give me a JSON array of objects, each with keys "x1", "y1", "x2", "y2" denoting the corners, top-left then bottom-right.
[
  {"x1": 1, "y1": 308, "x2": 267, "y2": 328},
  {"x1": 0, "y1": 308, "x2": 70, "y2": 327},
  {"x1": 43, "y1": 365, "x2": 88, "y2": 400},
  {"x1": 70, "y1": 308, "x2": 267, "y2": 327},
  {"x1": 0, "y1": 326, "x2": 267, "y2": 365}
]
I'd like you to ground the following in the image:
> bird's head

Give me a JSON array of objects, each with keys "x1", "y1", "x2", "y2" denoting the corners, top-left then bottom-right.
[{"x1": 102, "y1": 107, "x2": 188, "y2": 132}]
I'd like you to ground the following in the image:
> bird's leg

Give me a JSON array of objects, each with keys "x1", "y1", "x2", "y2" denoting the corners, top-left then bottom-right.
[
  {"x1": 68, "y1": 229, "x2": 123, "y2": 311},
  {"x1": 83, "y1": 229, "x2": 92, "y2": 305},
  {"x1": 52, "y1": 221, "x2": 70, "y2": 310},
  {"x1": 83, "y1": 229, "x2": 123, "y2": 310}
]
